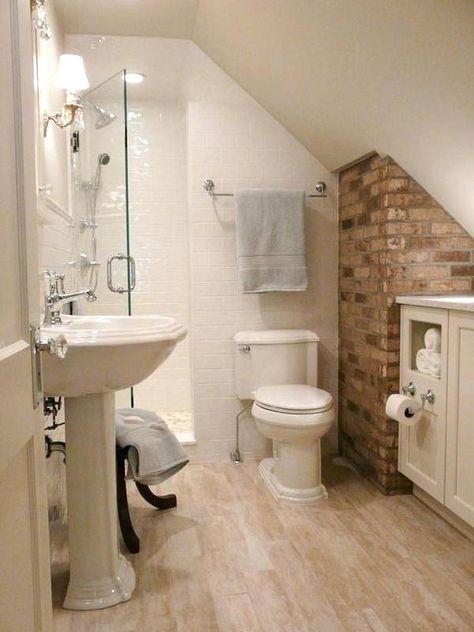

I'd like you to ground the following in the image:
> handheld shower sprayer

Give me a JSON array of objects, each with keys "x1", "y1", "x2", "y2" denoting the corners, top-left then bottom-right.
[{"x1": 93, "y1": 152, "x2": 110, "y2": 190}]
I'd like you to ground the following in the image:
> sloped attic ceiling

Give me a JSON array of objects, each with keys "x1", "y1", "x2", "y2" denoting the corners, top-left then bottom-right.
[
  {"x1": 55, "y1": 0, "x2": 474, "y2": 234},
  {"x1": 55, "y1": 0, "x2": 199, "y2": 38},
  {"x1": 193, "y1": 0, "x2": 474, "y2": 234}
]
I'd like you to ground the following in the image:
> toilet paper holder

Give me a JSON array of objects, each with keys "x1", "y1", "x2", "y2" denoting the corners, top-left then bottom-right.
[
  {"x1": 401, "y1": 381, "x2": 435, "y2": 405},
  {"x1": 402, "y1": 381, "x2": 416, "y2": 396},
  {"x1": 421, "y1": 389, "x2": 435, "y2": 405}
]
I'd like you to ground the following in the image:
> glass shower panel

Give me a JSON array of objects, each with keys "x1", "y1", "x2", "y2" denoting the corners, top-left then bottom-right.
[
  {"x1": 70, "y1": 70, "x2": 131, "y2": 318},
  {"x1": 69, "y1": 69, "x2": 194, "y2": 435},
  {"x1": 125, "y1": 95, "x2": 194, "y2": 440}
]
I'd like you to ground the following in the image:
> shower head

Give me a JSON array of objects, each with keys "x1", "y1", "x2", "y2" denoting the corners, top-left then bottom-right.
[{"x1": 94, "y1": 104, "x2": 116, "y2": 129}]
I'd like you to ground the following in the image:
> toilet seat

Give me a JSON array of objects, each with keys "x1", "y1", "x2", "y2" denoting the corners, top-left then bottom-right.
[
  {"x1": 252, "y1": 400, "x2": 335, "y2": 429},
  {"x1": 254, "y1": 384, "x2": 333, "y2": 415}
]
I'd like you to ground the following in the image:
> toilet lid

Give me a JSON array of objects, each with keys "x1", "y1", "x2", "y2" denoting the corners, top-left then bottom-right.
[{"x1": 254, "y1": 385, "x2": 333, "y2": 414}]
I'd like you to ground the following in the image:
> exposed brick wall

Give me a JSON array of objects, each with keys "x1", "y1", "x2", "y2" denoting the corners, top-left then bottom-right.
[{"x1": 338, "y1": 155, "x2": 474, "y2": 495}]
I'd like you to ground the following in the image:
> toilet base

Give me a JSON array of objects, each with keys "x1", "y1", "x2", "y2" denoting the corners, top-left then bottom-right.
[{"x1": 259, "y1": 458, "x2": 328, "y2": 505}]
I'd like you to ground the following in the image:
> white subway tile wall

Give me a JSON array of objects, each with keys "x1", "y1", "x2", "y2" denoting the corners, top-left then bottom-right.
[
  {"x1": 187, "y1": 98, "x2": 338, "y2": 460},
  {"x1": 54, "y1": 36, "x2": 340, "y2": 460}
]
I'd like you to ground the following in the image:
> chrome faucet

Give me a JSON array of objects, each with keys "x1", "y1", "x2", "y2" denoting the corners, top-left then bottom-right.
[{"x1": 43, "y1": 271, "x2": 97, "y2": 325}]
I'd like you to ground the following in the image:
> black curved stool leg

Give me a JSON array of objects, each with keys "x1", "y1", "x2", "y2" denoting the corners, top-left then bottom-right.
[
  {"x1": 116, "y1": 446, "x2": 140, "y2": 554},
  {"x1": 135, "y1": 482, "x2": 177, "y2": 511}
]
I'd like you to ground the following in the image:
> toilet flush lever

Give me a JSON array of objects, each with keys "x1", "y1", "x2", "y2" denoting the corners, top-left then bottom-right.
[{"x1": 239, "y1": 345, "x2": 251, "y2": 353}]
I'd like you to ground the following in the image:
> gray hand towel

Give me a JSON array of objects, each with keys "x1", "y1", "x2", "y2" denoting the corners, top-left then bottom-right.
[
  {"x1": 235, "y1": 189, "x2": 308, "y2": 293},
  {"x1": 116, "y1": 408, "x2": 189, "y2": 486}
]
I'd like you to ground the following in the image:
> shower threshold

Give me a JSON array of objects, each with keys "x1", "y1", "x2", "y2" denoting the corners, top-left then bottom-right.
[{"x1": 159, "y1": 409, "x2": 195, "y2": 445}]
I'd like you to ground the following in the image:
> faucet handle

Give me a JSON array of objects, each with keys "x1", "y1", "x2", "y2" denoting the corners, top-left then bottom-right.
[
  {"x1": 55, "y1": 273, "x2": 65, "y2": 294},
  {"x1": 44, "y1": 270, "x2": 57, "y2": 294}
]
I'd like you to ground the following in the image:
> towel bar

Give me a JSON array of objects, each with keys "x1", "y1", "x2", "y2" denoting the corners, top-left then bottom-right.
[{"x1": 202, "y1": 179, "x2": 327, "y2": 198}]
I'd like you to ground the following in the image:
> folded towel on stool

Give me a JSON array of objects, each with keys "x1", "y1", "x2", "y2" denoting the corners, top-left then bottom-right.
[{"x1": 116, "y1": 408, "x2": 189, "y2": 486}]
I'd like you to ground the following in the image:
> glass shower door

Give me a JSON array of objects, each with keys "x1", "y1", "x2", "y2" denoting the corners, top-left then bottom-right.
[
  {"x1": 71, "y1": 70, "x2": 132, "y2": 320},
  {"x1": 70, "y1": 70, "x2": 133, "y2": 408},
  {"x1": 70, "y1": 70, "x2": 194, "y2": 433}
]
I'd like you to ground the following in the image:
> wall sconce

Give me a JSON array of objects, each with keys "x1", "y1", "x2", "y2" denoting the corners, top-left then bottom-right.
[{"x1": 43, "y1": 54, "x2": 89, "y2": 137}]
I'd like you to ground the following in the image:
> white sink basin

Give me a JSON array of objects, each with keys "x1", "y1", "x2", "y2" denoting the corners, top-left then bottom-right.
[{"x1": 41, "y1": 314, "x2": 187, "y2": 397}]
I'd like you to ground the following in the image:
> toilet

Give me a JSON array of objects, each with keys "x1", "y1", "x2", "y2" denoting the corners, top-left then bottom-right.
[{"x1": 234, "y1": 330, "x2": 335, "y2": 504}]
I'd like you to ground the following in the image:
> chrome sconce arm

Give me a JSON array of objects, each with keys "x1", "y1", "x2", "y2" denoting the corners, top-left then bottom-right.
[{"x1": 43, "y1": 102, "x2": 81, "y2": 137}]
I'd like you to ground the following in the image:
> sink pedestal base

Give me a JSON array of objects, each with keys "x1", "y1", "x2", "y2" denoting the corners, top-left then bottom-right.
[{"x1": 63, "y1": 393, "x2": 136, "y2": 610}]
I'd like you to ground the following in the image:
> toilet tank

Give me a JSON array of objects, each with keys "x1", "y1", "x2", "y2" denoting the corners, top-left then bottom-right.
[{"x1": 234, "y1": 330, "x2": 319, "y2": 399}]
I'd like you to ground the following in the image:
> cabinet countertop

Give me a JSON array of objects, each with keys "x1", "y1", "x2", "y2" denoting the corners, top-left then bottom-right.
[{"x1": 396, "y1": 295, "x2": 474, "y2": 312}]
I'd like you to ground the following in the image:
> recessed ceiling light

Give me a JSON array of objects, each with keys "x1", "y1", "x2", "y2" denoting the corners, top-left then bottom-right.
[{"x1": 125, "y1": 72, "x2": 146, "y2": 84}]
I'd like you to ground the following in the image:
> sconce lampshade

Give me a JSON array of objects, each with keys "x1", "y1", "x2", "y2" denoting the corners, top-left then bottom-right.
[{"x1": 56, "y1": 54, "x2": 89, "y2": 92}]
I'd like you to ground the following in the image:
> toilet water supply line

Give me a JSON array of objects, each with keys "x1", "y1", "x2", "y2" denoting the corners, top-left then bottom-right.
[{"x1": 231, "y1": 404, "x2": 252, "y2": 464}]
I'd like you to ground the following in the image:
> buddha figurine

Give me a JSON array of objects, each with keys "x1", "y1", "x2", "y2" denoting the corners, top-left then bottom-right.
[{"x1": 416, "y1": 327, "x2": 441, "y2": 378}]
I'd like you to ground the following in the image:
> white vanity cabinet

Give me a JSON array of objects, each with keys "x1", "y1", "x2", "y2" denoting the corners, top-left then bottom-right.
[
  {"x1": 445, "y1": 312, "x2": 474, "y2": 526},
  {"x1": 397, "y1": 296, "x2": 474, "y2": 529},
  {"x1": 399, "y1": 305, "x2": 448, "y2": 502}
]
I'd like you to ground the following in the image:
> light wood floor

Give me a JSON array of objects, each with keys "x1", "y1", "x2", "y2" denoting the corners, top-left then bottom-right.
[{"x1": 50, "y1": 457, "x2": 474, "y2": 631}]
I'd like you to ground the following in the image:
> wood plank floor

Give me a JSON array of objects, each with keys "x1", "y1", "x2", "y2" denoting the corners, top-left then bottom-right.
[{"x1": 50, "y1": 457, "x2": 474, "y2": 631}]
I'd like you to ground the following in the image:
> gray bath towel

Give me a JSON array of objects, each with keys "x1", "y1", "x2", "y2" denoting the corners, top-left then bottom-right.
[
  {"x1": 235, "y1": 189, "x2": 308, "y2": 293},
  {"x1": 116, "y1": 408, "x2": 189, "y2": 486}
]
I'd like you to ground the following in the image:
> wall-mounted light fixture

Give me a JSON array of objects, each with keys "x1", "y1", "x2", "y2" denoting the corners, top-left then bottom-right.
[{"x1": 43, "y1": 54, "x2": 90, "y2": 137}]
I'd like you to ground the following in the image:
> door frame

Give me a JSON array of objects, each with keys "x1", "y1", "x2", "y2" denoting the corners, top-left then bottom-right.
[{"x1": 0, "y1": 0, "x2": 53, "y2": 628}]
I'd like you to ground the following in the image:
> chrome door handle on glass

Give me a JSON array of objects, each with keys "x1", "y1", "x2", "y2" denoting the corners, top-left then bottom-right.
[{"x1": 107, "y1": 253, "x2": 136, "y2": 294}]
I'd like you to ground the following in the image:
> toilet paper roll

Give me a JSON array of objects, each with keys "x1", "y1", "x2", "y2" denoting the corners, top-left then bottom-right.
[{"x1": 385, "y1": 394, "x2": 422, "y2": 426}]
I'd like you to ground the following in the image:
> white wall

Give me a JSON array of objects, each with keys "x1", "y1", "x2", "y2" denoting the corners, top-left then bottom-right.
[
  {"x1": 35, "y1": 0, "x2": 76, "y2": 299},
  {"x1": 65, "y1": 35, "x2": 339, "y2": 459},
  {"x1": 185, "y1": 47, "x2": 338, "y2": 459}
]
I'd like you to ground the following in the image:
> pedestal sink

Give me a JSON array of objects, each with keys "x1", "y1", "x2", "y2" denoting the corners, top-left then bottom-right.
[{"x1": 41, "y1": 315, "x2": 187, "y2": 610}]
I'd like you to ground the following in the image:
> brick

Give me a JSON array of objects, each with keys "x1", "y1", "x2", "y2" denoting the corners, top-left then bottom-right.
[
  {"x1": 433, "y1": 251, "x2": 471, "y2": 262},
  {"x1": 381, "y1": 193, "x2": 427, "y2": 208},
  {"x1": 408, "y1": 207, "x2": 447, "y2": 221},
  {"x1": 386, "y1": 207, "x2": 409, "y2": 221},
  {"x1": 428, "y1": 279, "x2": 471, "y2": 292},
  {"x1": 387, "y1": 178, "x2": 409, "y2": 192},
  {"x1": 409, "y1": 265, "x2": 450, "y2": 279},
  {"x1": 451, "y1": 265, "x2": 474, "y2": 277},
  {"x1": 339, "y1": 156, "x2": 472, "y2": 495},
  {"x1": 383, "y1": 222, "x2": 422, "y2": 236},
  {"x1": 431, "y1": 222, "x2": 468, "y2": 235}
]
